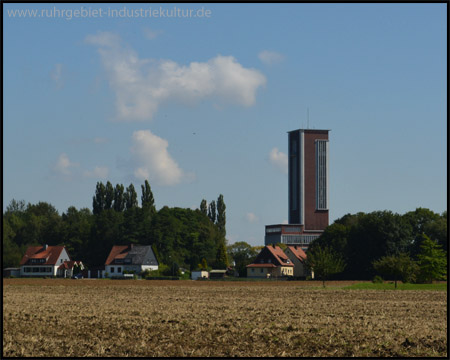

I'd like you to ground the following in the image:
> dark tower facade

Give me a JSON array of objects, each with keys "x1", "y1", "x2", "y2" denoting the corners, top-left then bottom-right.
[
  {"x1": 265, "y1": 128, "x2": 330, "y2": 250},
  {"x1": 288, "y1": 129, "x2": 329, "y2": 229}
]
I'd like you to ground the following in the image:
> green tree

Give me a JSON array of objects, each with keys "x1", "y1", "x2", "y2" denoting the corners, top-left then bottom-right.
[
  {"x1": 198, "y1": 258, "x2": 208, "y2": 271},
  {"x1": 93, "y1": 182, "x2": 106, "y2": 215},
  {"x1": 216, "y1": 194, "x2": 226, "y2": 238},
  {"x1": 200, "y1": 199, "x2": 208, "y2": 216},
  {"x1": 306, "y1": 246, "x2": 345, "y2": 288},
  {"x1": 214, "y1": 239, "x2": 229, "y2": 269},
  {"x1": 113, "y1": 184, "x2": 125, "y2": 212},
  {"x1": 2, "y1": 218, "x2": 23, "y2": 268},
  {"x1": 141, "y1": 180, "x2": 155, "y2": 212},
  {"x1": 124, "y1": 184, "x2": 138, "y2": 210},
  {"x1": 104, "y1": 181, "x2": 114, "y2": 210},
  {"x1": 227, "y1": 241, "x2": 258, "y2": 277},
  {"x1": 208, "y1": 200, "x2": 216, "y2": 223},
  {"x1": 61, "y1": 206, "x2": 93, "y2": 261},
  {"x1": 416, "y1": 234, "x2": 447, "y2": 283},
  {"x1": 372, "y1": 253, "x2": 419, "y2": 288}
]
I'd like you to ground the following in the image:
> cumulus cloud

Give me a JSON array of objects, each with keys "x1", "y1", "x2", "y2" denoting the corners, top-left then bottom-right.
[
  {"x1": 53, "y1": 153, "x2": 79, "y2": 176},
  {"x1": 258, "y1": 50, "x2": 285, "y2": 65},
  {"x1": 245, "y1": 212, "x2": 259, "y2": 223},
  {"x1": 86, "y1": 31, "x2": 266, "y2": 121},
  {"x1": 130, "y1": 129, "x2": 189, "y2": 186},
  {"x1": 83, "y1": 166, "x2": 109, "y2": 179},
  {"x1": 269, "y1": 147, "x2": 288, "y2": 174}
]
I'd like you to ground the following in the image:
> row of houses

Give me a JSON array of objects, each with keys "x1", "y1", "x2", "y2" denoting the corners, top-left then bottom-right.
[
  {"x1": 3, "y1": 244, "x2": 159, "y2": 279},
  {"x1": 4, "y1": 243, "x2": 310, "y2": 280}
]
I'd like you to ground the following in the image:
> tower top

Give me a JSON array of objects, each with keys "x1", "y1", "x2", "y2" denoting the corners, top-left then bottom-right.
[{"x1": 287, "y1": 129, "x2": 331, "y2": 134}]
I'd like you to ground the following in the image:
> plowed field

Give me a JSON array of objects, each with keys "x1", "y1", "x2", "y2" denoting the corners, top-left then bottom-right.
[{"x1": 3, "y1": 279, "x2": 447, "y2": 357}]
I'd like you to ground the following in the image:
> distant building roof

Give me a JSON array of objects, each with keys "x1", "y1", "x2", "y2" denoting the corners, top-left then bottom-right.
[
  {"x1": 286, "y1": 245, "x2": 307, "y2": 262},
  {"x1": 20, "y1": 245, "x2": 68, "y2": 266},
  {"x1": 105, "y1": 245, "x2": 159, "y2": 266},
  {"x1": 246, "y1": 245, "x2": 294, "y2": 268}
]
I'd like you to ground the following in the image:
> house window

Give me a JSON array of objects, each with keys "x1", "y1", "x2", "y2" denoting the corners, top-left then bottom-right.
[
  {"x1": 260, "y1": 269, "x2": 264, "y2": 273},
  {"x1": 33, "y1": 267, "x2": 40, "y2": 273},
  {"x1": 251, "y1": 269, "x2": 255, "y2": 273},
  {"x1": 24, "y1": 267, "x2": 32, "y2": 273},
  {"x1": 111, "y1": 267, "x2": 115, "y2": 273},
  {"x1": 117, "y1": 267, "x2": 122, "y2": 273},
  {"x1": 61, "y1": 259, "x2": 63, "y2": 263}
]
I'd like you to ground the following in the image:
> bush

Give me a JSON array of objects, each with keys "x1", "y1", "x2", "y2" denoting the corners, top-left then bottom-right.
[{"x1": 372, "y1": 275, "x2": 383, "y2": 284}]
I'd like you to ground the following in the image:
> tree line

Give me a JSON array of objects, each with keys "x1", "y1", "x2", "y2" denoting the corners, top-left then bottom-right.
[
  {"x1": 307, "y1": 208, "x2": 447, "y2": 282},
  {"x1": 3, "y1": 180, "x2": 229, "y2": 272}
]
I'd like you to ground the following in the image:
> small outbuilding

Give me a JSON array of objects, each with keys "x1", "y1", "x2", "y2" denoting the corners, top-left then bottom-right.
[
  {"x1": 3, "y1": 268, "x2": 20, "y2": 277},
  {"x1": 191, "y1": 270, "x2": 209, "y2": 280},
  {"x1": 209, "y1": 269, "x2": 227, "y2": 279}
]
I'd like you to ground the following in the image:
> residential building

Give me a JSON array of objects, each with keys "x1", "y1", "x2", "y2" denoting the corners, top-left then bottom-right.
[
  {"x1": 104, "y1": 244, "x2": 158, "y2": 277},
  {"x1": 19, "y1": 245, "x2": 72, "y2": 277},
  {"x1": 265, "y1": 128, "x2": 330, "y2": 249},
  {"x1": 284, "y1": 245, "x2": 309, "y2": 278},
  {"x1": 246, "y1": 244, "x2": 294, "y2": 278}
]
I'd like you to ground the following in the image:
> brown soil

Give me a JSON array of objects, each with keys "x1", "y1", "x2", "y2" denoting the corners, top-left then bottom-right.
[{"x1": 3, "y1": 279, "x2": 447, "y2": 357}]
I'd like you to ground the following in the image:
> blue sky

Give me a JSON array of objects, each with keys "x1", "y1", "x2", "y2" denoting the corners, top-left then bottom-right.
[{"x1": 3, "y1": 3, "x2": 447, "y2": 246}]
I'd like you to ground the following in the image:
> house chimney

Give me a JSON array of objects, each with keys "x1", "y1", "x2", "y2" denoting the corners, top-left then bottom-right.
[
  {"x1": 272, "y1": 243, "x2": 276, "y2": 249},
  {"x1": 43, "y1": 244, "x2": 48, "y2": 250}
]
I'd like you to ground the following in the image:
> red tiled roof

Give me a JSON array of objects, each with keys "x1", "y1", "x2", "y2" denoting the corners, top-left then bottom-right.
[
  {"x1": 266, "y1": 245, "x2": 294, "y2": 266},
  {"x1": 20, "y1": 246, "x2": 66, "y2": 266},
  {"x1": 287, "y1": 245, "x2": 307, "y2": 262},
  {"x1": 246, "y1": 245, "x2": 294, "y2": 268},
  {"x1": 104, "y1": 245, "x2": 129, "y2": 265}
]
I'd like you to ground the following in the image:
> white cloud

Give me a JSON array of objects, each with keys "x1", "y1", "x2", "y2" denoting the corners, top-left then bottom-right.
[
  {"x1": 86, "y1": 31, "x2": 266, "y2": 121},
  {"x1": 83, "y1": 166, "x2": 109, "y2": 179},
  {"x1": 258, "y1": 50, "x2": 285, "y2": 65},
  {"x1": 131, "y1": 129, "x2": 188, "y2": 186},
  {"x1": 245, "y1": 212, "x2": 259, "y2": 223},
  {"x1": 50, "y1": 63, "x2": 64, "y2": 89},
  {"x1": 93, "y1": 137, "x2": 108, "y2": 144},
  {"x1": 53, "y1": 153, "x2": 79, "y2": 176},
  {"x1": 143, "y1": 27, "x2": 163, "y2": 40},
  {"x1": 269, "y1": 147, "x2": 288, "y2": 174}
]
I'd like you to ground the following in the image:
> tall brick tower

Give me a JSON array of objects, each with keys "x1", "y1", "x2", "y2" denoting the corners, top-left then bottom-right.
[{"x1": 265, "y1": 129, "x2": 330, "y2": 250}]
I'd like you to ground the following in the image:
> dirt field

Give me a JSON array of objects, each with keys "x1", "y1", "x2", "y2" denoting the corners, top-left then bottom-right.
[{"x1": 3, "y1": 279, "x2": 447, "y2": 357}]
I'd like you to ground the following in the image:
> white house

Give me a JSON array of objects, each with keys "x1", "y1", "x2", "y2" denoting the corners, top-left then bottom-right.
[
  {"x1": 104, "y1": 244, "x2": 159, "y2": 278},
  {"x1": 19, "y1": 245, "x2": 72, "y2": 277}
]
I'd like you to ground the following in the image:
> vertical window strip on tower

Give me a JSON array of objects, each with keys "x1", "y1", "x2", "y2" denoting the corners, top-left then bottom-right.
[{"x1": 316, "y1": 140, "x2": 328, "y2": 210}]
